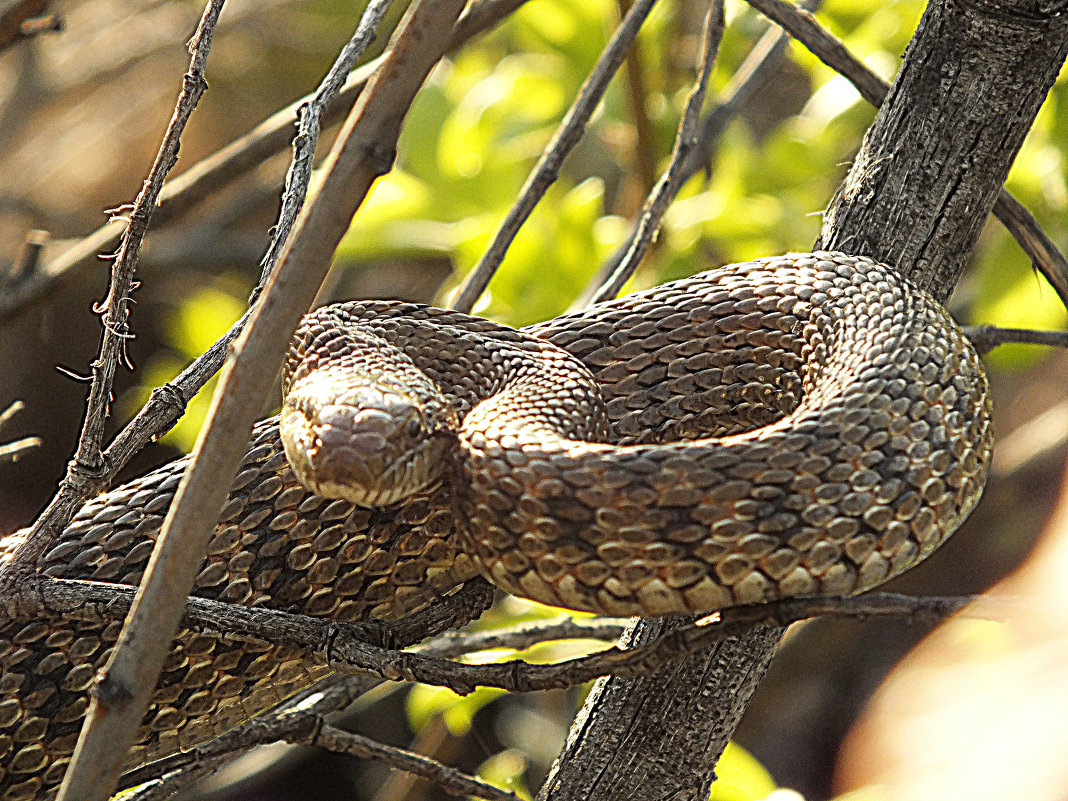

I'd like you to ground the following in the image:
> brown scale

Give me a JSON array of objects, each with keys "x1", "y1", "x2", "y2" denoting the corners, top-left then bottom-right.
[
  {"x1": 0, "y1": 421, "x2": 475, "y2": 800},
  {"x1": 472, "y1": 253, "x2": 992, "y2": 615},
  {"x1": 0, "y1": 252, "x2": 992, "y2": 798}
]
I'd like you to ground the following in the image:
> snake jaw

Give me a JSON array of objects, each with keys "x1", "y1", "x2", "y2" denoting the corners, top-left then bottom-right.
[{"x1": 280, "y1": 370, "x2": 459, "y2": 507}]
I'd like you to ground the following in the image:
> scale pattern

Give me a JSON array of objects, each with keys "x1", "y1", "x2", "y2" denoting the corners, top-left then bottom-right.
[{"x1": 0, "y1": 252, "x2": 992, "y2": 799}]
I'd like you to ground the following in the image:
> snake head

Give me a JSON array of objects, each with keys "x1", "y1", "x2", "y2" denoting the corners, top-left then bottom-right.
[{"x1": 280, "y1": 369, "x2": 460, "y2": 507}]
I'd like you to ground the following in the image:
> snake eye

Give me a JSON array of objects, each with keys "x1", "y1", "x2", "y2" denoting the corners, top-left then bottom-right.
[{"x1": 404, "y1": 418, "x2": 422, "y2": 439}]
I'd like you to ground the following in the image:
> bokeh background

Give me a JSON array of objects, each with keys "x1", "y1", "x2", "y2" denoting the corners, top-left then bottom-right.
[{"x1": 1, "y1": 1, "x2": 1067, "y2": 799}]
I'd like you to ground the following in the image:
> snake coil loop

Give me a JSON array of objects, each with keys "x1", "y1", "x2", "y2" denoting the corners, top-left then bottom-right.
[{"x1": 0, "y1": 252, "x2": 991, "y2": 799}]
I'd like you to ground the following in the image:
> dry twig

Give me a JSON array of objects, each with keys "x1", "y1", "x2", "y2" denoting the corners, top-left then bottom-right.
[
  {"x1": 965, "y1": 324, "x2": 1068, "y2": 356},
  {"x1": 0, "y1": 0, "x2": 530, "y2": 322},
  {"x1": 572, "y1": 0, "x2": 820, "y2": 309},
  {"x1": 588, "y1": 1, "x2": 725, "y2": 304},
  {"x1": 43, "y1": 578, "x2": 1006, "y2": 698},
  {"x1": 0, "y1": 0, "x2": 225, "y2": 613}
]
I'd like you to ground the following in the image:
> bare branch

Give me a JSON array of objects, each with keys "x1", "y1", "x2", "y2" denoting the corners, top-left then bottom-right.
[
  {"x1": 41, "y1": 579, "x2": 1006, "y2": 698},
  {"x1": 0, "y1": 0, "x2": 225, "y2": 614},
  {"x1": 448, "y1": 0, "x2": 661, "y2": 314},
  {"x1": 313, "y1": 725, "x2": 520, "y2": 801},
  {"x1": 0, "y1": 400, "x2": 39, "y2": 462},
  {"x1": 418, "y1": 616, "x2": 630, "y2": 658},
  {"x1": 572, "y1": 1, "x2": 821, "y2": 309},
  {"x1": 965, "y1": 324, "x2": 1068, "y2": 356},
  {"x1": 253, "y1": 0, "x2": 397, "y2": 292},
  {"x1": 0, "y1": 0, "x2": 531, "y2": 322}
]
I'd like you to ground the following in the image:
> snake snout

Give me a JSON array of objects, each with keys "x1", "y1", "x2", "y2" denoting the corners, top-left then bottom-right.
[{"x1": 280, "y1": 372, "x2": 459, "y2": 507}]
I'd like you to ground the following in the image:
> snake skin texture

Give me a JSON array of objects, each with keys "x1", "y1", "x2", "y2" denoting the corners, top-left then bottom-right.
[{"x1": 0, "y1": 252, "x2": 992, "y2": 799}]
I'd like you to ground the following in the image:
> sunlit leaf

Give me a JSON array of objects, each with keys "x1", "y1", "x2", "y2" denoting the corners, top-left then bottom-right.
[{"x1": 708, "y1": 741, "x2": 779, "y2": 801}]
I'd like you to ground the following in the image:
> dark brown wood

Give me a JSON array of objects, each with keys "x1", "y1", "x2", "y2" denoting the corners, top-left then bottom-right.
[{"x1": 540, "y1": 2, "x2": 1068, "y2": 800}]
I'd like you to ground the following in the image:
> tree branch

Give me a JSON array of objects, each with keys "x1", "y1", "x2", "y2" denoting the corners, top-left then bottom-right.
[
  {"x1": 966, "y1": 324, "x2": 1068, "y2": 356},
  {"x1": 745, "y1": 0, "x2": 1068, "y2": 306},
  {"x1": 587, "y1": 1, "x2": 725, "y2": 304},
  {"x1": 0, "y1": 0, "x2": 224, "y2": 614},
  {"x1": 0, "y1": 0, "x2": 532, "y2": 322},
  {"x1": 54, "y1": 2, "x2": 466, "y2": 798}
]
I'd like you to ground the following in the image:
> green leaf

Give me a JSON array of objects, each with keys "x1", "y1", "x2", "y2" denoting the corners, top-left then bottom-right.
[{"x1": 708, "y1": 741, "x2": 778, "y2": 801}]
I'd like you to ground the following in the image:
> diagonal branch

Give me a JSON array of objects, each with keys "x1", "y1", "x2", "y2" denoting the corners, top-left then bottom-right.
[
  {"x1": 745, "y1": 0, "x2": 1068, "y2": 306},
  {"x1": 448, "y1": 0, "x2": 661, "y2": 313},
  {"x1": 587, "y1": 1, "x2": 725, "y2": 304},
  {"x1": 54, "y1": 2, "x2": 467, "y2": 799}
]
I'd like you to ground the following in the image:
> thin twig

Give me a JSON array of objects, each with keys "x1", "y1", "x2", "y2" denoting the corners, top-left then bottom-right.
[
  {"x1": 417, "y1": 616, "x2": 630, "y2": 657},
  {"x1": 0, "y1": 436, "x2": 39, "y2": 462},
  {"x1": 54, "y1": 2, "x2": 463, "y2": 798},
  {"x1": 315, "y1": 592, "x2": 1005, "y2": 695},
  {"x1": 0, "y1": 400, "x2": 25, "y2": 431},
  {"x1": 313, "y1": 725, "x2": 520, "y2": 801},
  {"x1": 684, "y1": 0, "x2": 822, "y2": 177},
  {"x1": 965, "y1": 324, "x2": 1068, "y2": 356},
  {"x1": 115, "y1": 676, "x2": 381, "y2": 799},
  {"x1": 588, "y1": 1, "x2": 725, "y2": 304},
  {"x1": 744, "y1": 0, "x2": 1068, "y2": 307},
  {"x1": 253, "y1": 0, "x2": 396, "y2": 292},
  {"x1": 0, "y1": 0, "x2": 225, "y2": 615},
  {"x1": 1, "y1": 399, "x2": 41, "y2": 463},
  {"x1": 41, "y1": 579, "x2": 1009, "y2": 698},
  {"x1": 448, "y1": 0, "x2": 661, "y2": 314},
  {"x1": 616, "y1": 0, "x2": 658, "y2": 210}
]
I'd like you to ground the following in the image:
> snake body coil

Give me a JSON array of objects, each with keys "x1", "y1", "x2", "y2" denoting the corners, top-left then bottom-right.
[{"x1": 0, "y1": 253, "x2": 992, "y2": 798}]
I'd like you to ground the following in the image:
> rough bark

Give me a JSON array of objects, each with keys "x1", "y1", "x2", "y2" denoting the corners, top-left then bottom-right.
[
  {"x1": 818, "y1": 0, "x2": 1068, "y2": 302},
  {"x1": 540, "y1": 2, "x2": 1068, "y2": 800}
]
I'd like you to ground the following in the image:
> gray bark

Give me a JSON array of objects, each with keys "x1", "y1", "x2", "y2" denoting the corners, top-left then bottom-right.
[{"x1": 540, "y1": 2, "x2": 1068, "y2": 800}]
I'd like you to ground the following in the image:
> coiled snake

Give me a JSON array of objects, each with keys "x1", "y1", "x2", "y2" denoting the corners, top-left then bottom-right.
[{"x1": 0, "y1": 253, "x2": 992, "y2": 798}]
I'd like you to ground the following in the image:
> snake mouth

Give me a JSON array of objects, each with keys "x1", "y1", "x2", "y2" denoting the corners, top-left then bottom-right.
[{"x1": 280, "y1": 371, "x2": 459, "y2": 507}]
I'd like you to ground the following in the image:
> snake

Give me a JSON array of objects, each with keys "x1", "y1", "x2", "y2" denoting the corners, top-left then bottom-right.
[{"x1": 0, "y1": 252, "x2": 992, "y2": 799}]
